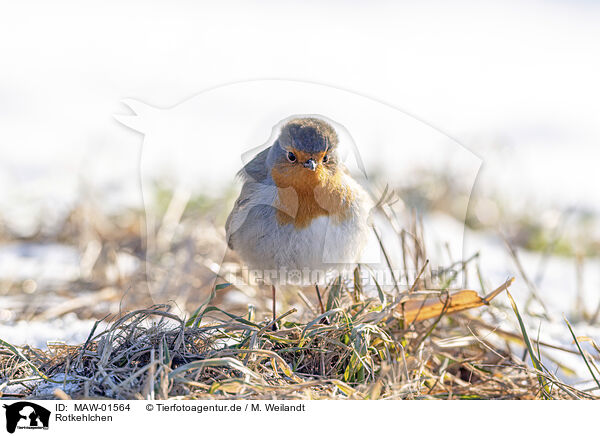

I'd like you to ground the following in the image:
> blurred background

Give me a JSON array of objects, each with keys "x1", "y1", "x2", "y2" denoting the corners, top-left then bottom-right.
[{"x1": 1, "y1": 0, "x2": 599, "y2": 386}]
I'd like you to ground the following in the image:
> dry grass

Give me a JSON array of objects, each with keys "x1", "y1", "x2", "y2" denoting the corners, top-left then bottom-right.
[
  {"x1": 2, "y1": 281, "x2": 598, "y2": 400},
  {"x1": 2, "y1": 292, "x2": 597, "y2": 399},
  {"x1": 1, "y1": 191, "x2": 599, "y2": 400}
]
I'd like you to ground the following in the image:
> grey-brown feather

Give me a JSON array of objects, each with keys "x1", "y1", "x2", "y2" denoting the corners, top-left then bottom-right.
[{"x1": 225, "y1": 146, "x2": 271, "y2": 249}]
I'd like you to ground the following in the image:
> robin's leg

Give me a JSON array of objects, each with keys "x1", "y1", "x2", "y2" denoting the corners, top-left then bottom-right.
[
  {"x1": 271, "y1": 284, "x2": 277, "y2": 331},
  {"x1": 315, "y1": 284, "x2": 325, "y2": 314},
  {"x1": 315, "y1": 285, "x2": 330, "y2": 324}
]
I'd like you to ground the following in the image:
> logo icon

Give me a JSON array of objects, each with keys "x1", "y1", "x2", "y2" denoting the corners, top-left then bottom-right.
[{"x1": 2, "y1": 402, "x2": 50, "y2": 434}]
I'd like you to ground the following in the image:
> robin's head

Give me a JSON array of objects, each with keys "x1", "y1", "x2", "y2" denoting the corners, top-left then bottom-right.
[{"x1": 271, "y1": 118, "x2": 340, "y2": 188}]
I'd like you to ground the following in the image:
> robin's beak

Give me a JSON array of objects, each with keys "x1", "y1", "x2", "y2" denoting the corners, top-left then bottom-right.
[{"x1": 303, "y1": 158, "x2": 317, "y2": 171}]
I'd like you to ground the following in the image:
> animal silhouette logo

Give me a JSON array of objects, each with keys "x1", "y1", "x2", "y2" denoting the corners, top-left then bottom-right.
[
  {"x1": 115, "y1": 80, "x2": 482, "y2": 297},
  {"x1": 2, "y1": 402, "x2": 50, "y2": 433}
]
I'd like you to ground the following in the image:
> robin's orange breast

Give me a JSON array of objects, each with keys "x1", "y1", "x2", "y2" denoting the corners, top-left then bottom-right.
[{"x1": 270, "y1": 157, "x2": 355, "y2": 229}]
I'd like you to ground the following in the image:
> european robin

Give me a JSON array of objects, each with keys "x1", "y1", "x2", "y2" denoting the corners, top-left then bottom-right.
[{"x1": 226, "y1": 116, "x2": 371, "y2": 326}]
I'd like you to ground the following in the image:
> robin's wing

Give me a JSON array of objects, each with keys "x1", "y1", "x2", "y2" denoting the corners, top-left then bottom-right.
[
  {"x1": 239, "y1": 146, "x2": 270, "y2": 183},
  {"x1": 225, "y1": 147, "x2": 271, "y2": 249}
]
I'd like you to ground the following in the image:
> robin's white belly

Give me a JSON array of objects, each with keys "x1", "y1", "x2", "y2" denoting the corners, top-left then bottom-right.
[
  {"x1": 236, "y1": 210, "x2": 369, "y2": 286},
  {"x1": 277, "y1": 215, "x2": 365, "y2": 268}
]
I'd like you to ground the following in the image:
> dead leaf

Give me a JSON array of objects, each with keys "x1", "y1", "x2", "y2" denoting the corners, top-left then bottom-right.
[{"x1": 396, "y1": 277, "x2": 514, "y2": 324}]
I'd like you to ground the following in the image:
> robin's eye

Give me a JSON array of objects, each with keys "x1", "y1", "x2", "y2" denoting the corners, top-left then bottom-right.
[
  {"x1": 322, "y1": 154, "x2": 329, "y2": 163},
  {"x1": 287, "y1": 151, "x2": 297, "y2": 162}
]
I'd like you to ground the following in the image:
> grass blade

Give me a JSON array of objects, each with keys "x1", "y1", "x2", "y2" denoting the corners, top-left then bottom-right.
[
  {"x1": 506, "y1": 291, "x2": 551, "y2": 398},
  {"x1": 564, "y1": 317, "x2": 600, "y2": 391}
]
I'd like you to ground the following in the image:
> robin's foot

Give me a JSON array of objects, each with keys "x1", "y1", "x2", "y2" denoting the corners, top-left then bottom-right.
[{"x1": 319, "y1": 316, "x2": 330, "y2": 325}]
